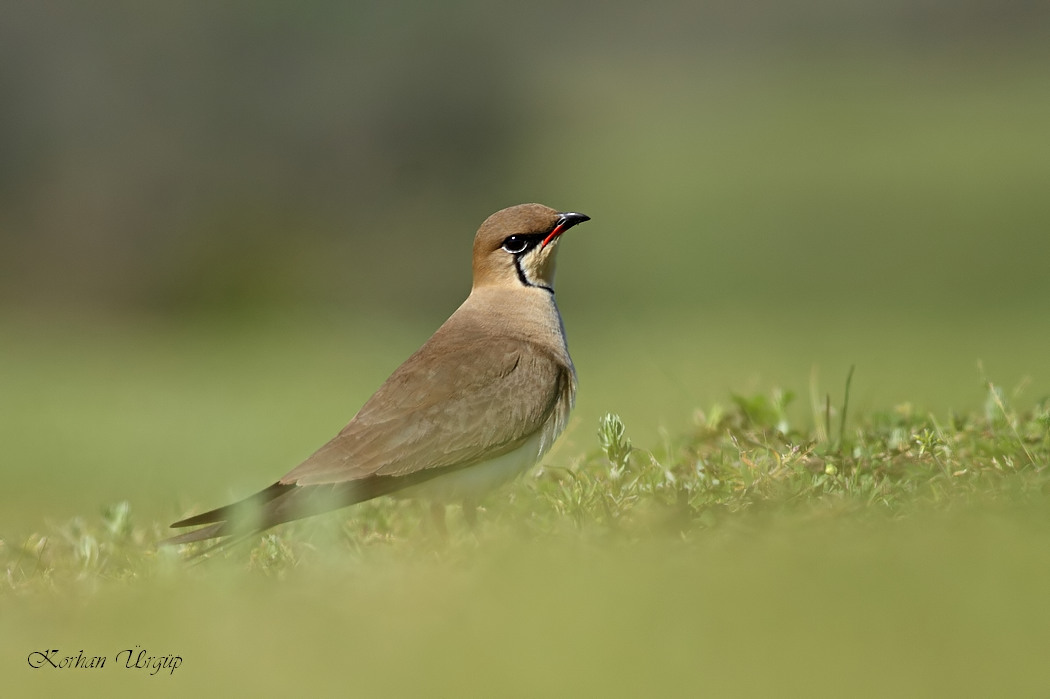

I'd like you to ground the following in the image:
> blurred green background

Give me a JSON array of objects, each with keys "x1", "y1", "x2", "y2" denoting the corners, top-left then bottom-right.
[
  {"x1": 3, "y1": 2, "x2": 1050, "y2": 695},
  {"x1": 3, "y1": 0, "x2": 1048, "y2": 519}
]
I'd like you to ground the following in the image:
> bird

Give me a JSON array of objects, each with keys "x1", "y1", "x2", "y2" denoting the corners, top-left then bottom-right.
[{"x1": 165, "y1": 203, "x2": 589, "y2": 548}]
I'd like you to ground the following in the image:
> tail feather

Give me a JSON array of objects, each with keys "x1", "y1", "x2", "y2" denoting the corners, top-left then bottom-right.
[
  {"x1": 170, "y1": 482, "x2": 295, "y2": 529},
  {"x1": 163, "y1": 522, "x2": 230, "y2": 547},
  {"x1": 164, "y1": 467, "x2": 461, "y2": 551}
]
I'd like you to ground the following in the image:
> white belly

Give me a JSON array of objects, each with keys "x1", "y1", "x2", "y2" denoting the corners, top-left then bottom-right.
[{"x1": 400, "y1": 432, "x2": 544, "y2": 503}]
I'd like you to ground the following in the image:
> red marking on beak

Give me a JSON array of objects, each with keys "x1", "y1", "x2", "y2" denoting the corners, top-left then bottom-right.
[
  {"x1": 541, "y1": 223, "x2": 567, "y2": 249},
  {"x1": 541, "y1": 212, "x2": 590, "y2": 248}
]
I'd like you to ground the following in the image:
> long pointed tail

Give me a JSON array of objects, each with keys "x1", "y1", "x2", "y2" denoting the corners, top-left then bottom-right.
[
  {"x1": 164, "y1": 482, "x2": 297, "y2": 546},
  {"x1": 164, "y1": 468, "x2": 453, "y2": 550}
]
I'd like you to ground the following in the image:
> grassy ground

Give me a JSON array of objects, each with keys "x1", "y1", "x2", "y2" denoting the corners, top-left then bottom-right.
[
  {"x1": 3, "y1": 40, "x2": 1049, "y2": 698},
  {"x1": 2, "y1": 314, "x2": 1049, "y2": 697}
]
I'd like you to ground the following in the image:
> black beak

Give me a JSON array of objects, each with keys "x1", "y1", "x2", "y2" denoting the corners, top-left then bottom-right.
[
  {"x1": 542, "y1": 212, "x2": 591, "y2": 247},
  {"x1": 557, "y1": 212, "x2": 591, "y2": 230}
]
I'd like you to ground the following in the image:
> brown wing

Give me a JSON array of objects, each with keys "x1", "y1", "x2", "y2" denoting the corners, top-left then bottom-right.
[
  {"x1": 167, "y1": 320, "x2": 575, "y2": 547},
  {"x1": 280, "y1": 329, "x2": 572, "y2": 487}
]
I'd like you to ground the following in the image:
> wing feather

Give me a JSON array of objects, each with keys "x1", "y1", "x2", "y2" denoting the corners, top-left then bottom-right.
[{"x1": 282, "y1": 329, "x2": 572, "y2": 486}]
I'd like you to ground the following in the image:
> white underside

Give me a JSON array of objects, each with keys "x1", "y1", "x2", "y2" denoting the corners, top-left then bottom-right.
[{"x1": 397, "y1": 431, "x2": 544, "y2": 504}]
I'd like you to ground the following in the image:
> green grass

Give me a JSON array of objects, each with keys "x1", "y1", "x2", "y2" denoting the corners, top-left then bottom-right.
[
  {"x1": 4, "y1": 42, "x2": 1050, "y2": 696},
  {"x1": 3, "y1": 317, "x2": 1049, "y2": 695},
  {"x1": 7, "y1": 375, "x2": 1049, "y2": 587}
]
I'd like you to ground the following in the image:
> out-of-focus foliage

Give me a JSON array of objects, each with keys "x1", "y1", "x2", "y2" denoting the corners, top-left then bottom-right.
[
  {"x1": 2, "y1": 1, "x2": 1048, "y2": 316},
  {"x1": 4, "y1": 6, "x2": 1049, "y2": 695},
  {"x1": 6, "y1": 381, "x2": 1049, "y2": 588},
  {"x1": 4, "y1": 387, "x2": 1050, "y2": 696}
]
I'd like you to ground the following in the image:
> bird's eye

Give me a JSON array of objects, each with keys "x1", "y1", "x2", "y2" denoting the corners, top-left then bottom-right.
[{"x1": 501, "y1": 235, "x2": 530, "y2": 254}]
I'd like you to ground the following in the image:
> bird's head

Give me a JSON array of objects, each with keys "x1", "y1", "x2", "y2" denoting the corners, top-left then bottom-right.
[{"x1": 471, "y1": 203, "x2": 590, "y2": 293}]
